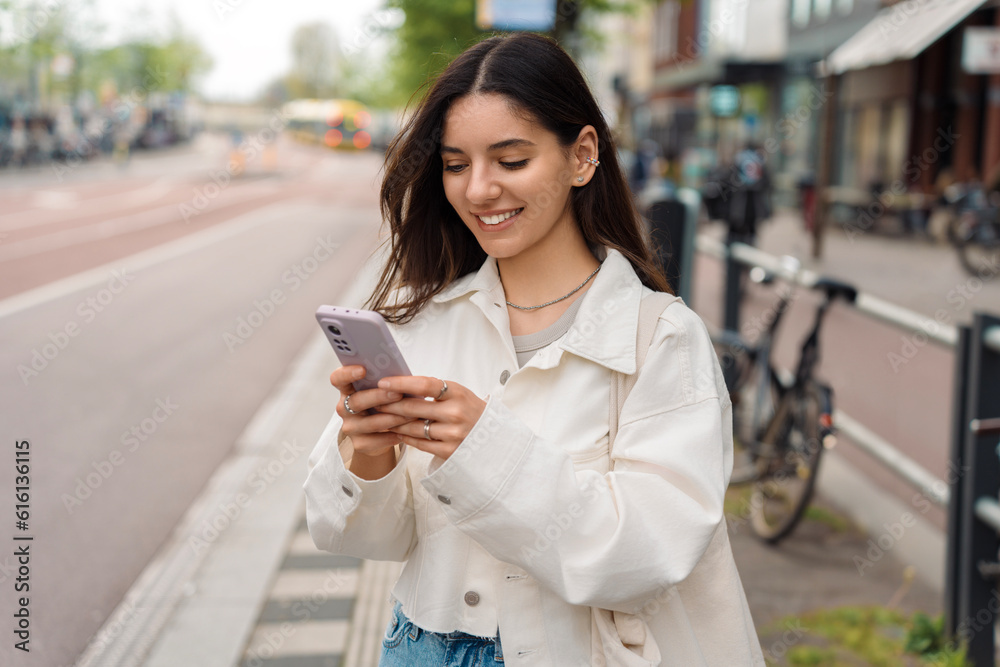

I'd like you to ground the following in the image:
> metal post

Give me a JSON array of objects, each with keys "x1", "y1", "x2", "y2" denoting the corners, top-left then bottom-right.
[
  {"x1": 723, "y1": 239, "x2": 740, "y2": 332},
  {"x1": 646, "y1": 198, "x2": 687, "y2": 297},
  {"x1": 676, "y1": 187, "x2": 701, "y2": 306},
  {"x1": 946, "y1": 325, "x2": 972, "y2": 638},
  {"x1": 956, "y1": 313, "x2": 1000, "y2": 665}
]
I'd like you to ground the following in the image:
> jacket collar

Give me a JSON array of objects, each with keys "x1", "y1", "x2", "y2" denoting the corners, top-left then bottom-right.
[{"x1": 432, "y1": 248, "x2": 645, "y2": 375}]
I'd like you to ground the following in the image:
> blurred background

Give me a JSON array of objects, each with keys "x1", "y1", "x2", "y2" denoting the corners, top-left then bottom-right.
[{"x1": 2, "y1": 1, "x2": 1000, "y2": 666}]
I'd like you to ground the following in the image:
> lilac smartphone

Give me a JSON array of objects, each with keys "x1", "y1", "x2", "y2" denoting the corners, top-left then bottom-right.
[{"x1": 315, "y1": 306, "x2": 411, "y2": 392}]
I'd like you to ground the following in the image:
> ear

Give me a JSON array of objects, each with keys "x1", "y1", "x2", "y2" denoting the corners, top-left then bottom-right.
[{"x1": 571, "y1": 125, "x2": 600, "y2": 187}]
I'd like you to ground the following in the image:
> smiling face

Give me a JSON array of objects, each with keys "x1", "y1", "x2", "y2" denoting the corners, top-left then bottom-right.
[{"x1": 440, "y1": 93, "x2": 596, "y2": 262}]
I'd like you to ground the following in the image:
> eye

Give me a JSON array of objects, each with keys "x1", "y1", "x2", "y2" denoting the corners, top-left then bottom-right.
[
  {"x1": 443, "y1": 164, "x2": 467, "y2": 173},
  {"x1": 500, "y1": 159, "x2": 529, "y2": 170}
]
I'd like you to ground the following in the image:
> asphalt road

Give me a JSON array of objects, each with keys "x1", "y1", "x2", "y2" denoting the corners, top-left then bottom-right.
[{"x1": 0, "y1": 135, "x2": 385, "y2": 667}]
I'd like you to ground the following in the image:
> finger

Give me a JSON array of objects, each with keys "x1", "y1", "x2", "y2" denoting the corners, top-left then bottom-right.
[
  {"x1": 387, "y1": 420, "x2": 456, "y2": 443},
  {"x1": 395, "y1": 432, "x2": 454, "y2": 459},
  {"x1": 343, "y1": 413, "x2": 414, "y2": 436},
  {"x1": 377, "y1": 376, "x2": 452, "y2": 399},
  {"x1": 330, "y1": 365, "x2": 366, "y2": 393},
  {"x1": 337, "y1": 387, "x2": 404, "y2": 418},
  {"x1": 375, "y1": 396, "x2": 446, "y2": 420}
]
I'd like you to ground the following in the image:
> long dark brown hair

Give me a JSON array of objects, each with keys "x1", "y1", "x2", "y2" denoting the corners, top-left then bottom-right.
[{"x1": 369, "y1": 32, "x2": 670, "y2": 323}]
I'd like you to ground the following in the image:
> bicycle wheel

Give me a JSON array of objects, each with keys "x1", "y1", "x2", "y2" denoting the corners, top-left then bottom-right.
[
  {"x1": 712, "y1": 337, "x2": 762, "y2": 485},
  {"x1": 731, "y1": 356, "x2": 781, "y2": 485},
  {"x1": 749, "y1": 382, "x2": 825, "y2": 543},
  {"x1": 958, "y1": 223, "x2": 1000, "y2": 276}
]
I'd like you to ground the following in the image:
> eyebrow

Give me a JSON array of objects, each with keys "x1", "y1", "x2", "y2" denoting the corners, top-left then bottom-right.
[{"x1": 440, "y1": 138, "x2": 536, "y2": 155}]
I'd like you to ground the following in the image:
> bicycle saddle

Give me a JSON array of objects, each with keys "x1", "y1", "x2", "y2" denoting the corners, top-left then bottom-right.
[{"x1": 813, "y1": 278, "x2": 858, "y2": 303}]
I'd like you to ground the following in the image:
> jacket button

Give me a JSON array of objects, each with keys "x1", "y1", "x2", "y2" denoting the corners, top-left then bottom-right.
[
  {"x1": 500, "y1": 370, "x2": 510, "y2": 385},
  {"x1": 437, "y1": 494, "x2": 452, "y2": 505},
  {"x1": 464, "y1": 591, "x2": 480, "y2": 606},
  {"x1": 341, "y1": 485, "x2": 354, "y2": 497}
]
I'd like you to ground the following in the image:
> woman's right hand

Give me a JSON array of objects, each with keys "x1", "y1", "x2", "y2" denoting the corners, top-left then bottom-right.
[{"x1": 333, "y1": 365, "x2": 413, "y2": 478}]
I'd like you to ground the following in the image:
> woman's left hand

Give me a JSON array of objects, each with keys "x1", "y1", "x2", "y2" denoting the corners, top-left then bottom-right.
[{"x1": 375, "y1": 376, "x2": 486, "y2": 460}]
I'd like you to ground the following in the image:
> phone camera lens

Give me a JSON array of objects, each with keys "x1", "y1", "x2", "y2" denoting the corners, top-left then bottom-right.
[{"x1": 328, "y1": 325, "x2": 341, "y2": 336}]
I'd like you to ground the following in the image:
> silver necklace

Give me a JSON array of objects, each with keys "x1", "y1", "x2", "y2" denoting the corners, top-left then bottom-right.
[{"x1": 505, "y1": 264, "x2": 602, "y2": 311}]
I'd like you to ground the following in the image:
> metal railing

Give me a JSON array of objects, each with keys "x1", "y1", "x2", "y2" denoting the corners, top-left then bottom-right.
[
  {"x1": 696, "y1": 234, "x2": 954, "y2": 501},
  {"x1": 695, "y1": 234, "x2": 1000, "y2": 664}
]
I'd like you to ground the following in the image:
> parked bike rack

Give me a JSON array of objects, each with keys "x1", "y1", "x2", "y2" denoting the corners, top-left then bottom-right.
[{"x1": 695, "y1": 234, "x2": 1000, "y2": 665}]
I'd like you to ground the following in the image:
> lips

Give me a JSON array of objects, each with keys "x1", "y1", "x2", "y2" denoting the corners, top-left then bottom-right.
[{"x1": 476, "y1": 208, "x2": 524, "y2": 225}]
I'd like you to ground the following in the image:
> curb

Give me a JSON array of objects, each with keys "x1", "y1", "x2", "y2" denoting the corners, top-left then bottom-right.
[{"x1": 74, "y1": 242, "x2": 388, "y2": 667}]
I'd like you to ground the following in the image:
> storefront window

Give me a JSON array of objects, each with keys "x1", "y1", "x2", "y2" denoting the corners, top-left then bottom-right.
[
  {"x1": 838, "y1": 108, "x2": 858, "y2": 187},
  {"x1": 884, "y1": 101, "x2": 910, "y2": 185},
  {"x1": 792, "y1": 0, "x2": 811, "y2": 27},
  {"x1": 655, "y1": 1, "x2": 680, "y2": 62},
  {"x1": 857, "y1": 105, "x2": 882, "y2": 188},
  {"x1": 814, "y1": 0, "x2": 832, "y2": 21}
]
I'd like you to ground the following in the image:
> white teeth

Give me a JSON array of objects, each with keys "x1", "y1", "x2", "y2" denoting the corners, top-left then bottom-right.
[{"x1": 479, "y1": 208, "x2": 522, "y2": 225}]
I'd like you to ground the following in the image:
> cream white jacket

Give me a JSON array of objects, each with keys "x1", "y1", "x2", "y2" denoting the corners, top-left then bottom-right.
[{"x1": 304, "y1": 249, "x2": 765, "y2": 666}]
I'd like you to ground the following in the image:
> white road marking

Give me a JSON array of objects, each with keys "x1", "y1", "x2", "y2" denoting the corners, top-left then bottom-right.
[
  {"x1": 0, "y1": 177, "x2": 177, "y2": 230},
  {"x1": 0, "y1": 182, "x2": 280, "y2": 263},
  {"x1": 0, "y1": 200, "x2": 362, "y2": 319}
]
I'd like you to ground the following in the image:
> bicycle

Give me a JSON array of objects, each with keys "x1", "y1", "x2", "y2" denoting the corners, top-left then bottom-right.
[
  {"x1": 943, "y1": 183, "x2": 1000, "y2": 276},
  {"x1": 952, "y1": 204, "x2": 1000, "y2": 277},
  {"x1": 711, "y1": 262, "x2": 794, "y2": 486},
  {"x1": 712, "y1": 267, "x2": 857, "y2": 543}
]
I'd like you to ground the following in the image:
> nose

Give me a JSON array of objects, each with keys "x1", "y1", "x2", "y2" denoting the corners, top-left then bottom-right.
[{"x1": 465, "y1": 164, "x2": 501, "y2": 205}]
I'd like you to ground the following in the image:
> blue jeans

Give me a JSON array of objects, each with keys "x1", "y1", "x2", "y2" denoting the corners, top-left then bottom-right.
[{"x1": 379, "y1": 602, "x2": 504, "y2": 666}]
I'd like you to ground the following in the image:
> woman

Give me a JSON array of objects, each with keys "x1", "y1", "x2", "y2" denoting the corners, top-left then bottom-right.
[{"x1": 304, "y1": 33, "x2": 764, "y2": 666}]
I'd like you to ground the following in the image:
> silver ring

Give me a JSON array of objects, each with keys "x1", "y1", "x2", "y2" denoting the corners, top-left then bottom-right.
[
  {"x1": 435, "y1": 380, "x2": 448, "y2": 401},
  {"x1": 424, "y1": 419, "x2": 432, "y2": 440},
  {"x1": 344, "y1": 393, "x2": 359, "y2": 415}
]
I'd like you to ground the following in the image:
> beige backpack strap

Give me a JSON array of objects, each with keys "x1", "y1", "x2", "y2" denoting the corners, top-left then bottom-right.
[{"x1": 609, "y1": 292, "x2": 680, "y2": 446}]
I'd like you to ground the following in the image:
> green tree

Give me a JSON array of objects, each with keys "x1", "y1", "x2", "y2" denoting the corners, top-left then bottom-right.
[
  {"x1": 382, "y1": 0, "x2": 479, "y2": 107},
  {"x1": 379, "y1": 0, "x2": 656, "y2": 107},
  {"x1": 286, "y1": 22, "x2": 342, "y2": 99}
]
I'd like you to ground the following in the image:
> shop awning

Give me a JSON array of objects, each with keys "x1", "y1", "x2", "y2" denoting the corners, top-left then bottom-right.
[
  {"x1": 653, "y1": 59, "x2": 725, "y2": 91},
  {"x1": 822, "y1": 0, "x2": 988, "y2": 75}
]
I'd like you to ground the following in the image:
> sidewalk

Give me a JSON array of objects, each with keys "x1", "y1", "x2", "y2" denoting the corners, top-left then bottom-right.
[{"x1": 77, "y1": 231, "x2": 946, "y2": 667}]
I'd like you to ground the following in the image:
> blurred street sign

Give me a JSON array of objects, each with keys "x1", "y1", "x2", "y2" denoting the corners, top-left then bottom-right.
[
  {"x1": 709, "y1": 85, "x2": 741, "y2": 117},
  {"x1": 476, "y1": 0, "x2": 556, "y2": 31},
  {"x1": 51, "y1": 54, "x2": 75, "y2": 78},
  {"x1": 963, "y1": 27, "x2": 1000, "y2": 74}
]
